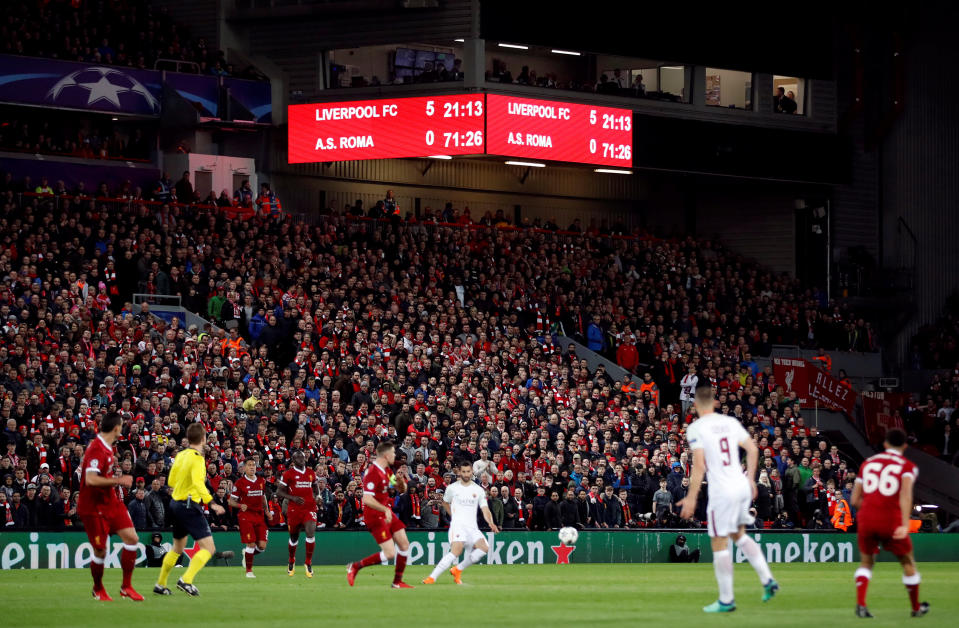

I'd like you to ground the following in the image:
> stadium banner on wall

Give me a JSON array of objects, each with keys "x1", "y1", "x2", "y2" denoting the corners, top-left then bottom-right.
[
  {"x1": 3, "y1": 530, "x2": 957, "y2": 569},
  {"x1": 224, "y1": 77, "x2": 272, "y2": 123},
  {"x1": 165, "y1": 72, "x2": 219, "y2": 117},
  {"x1": 807, "y1": 366, "x2": 857, "y2": 415},
  {"x1": 772, "y1": 357, "x2": 809, "y2": 405},
  {"x1": 0, "y1": 54, "x2": 161, "y2": 115},
  {"x1": 772, "y1": 357, "x2": 856, "y2": 415},
  {"x1": 861, "y1": 391, "x2": 909, "y2": 445}
]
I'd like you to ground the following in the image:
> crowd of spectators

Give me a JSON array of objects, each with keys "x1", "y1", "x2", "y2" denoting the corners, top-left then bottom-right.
[
  {"x1": 1, "y1": 0, "x2": 263, "y2": 80},
  {"x1": 910, "y1": 292, "x2": 959, "y2": 370},
  {"x1": 0, "y1": 111, "x2": 152, "y2": 161},
  {"x1": 0, "y1": 170, "x2": 877, "y2": 536},
  {"x1": 486, "y1": 60, "x2": 682, "y2": 101}
]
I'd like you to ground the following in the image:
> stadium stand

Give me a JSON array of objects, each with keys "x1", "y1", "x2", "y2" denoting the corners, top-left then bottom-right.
[
  {"x1": 0, "y1": 172, "x2": 864, "y2": 532},
  {"x1": 0, "y1": 0, "x2": 263, "y2": 78}
]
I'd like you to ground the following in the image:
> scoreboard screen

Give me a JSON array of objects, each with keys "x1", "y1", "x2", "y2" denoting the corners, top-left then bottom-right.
[
  {"x1": 485, "y1": 94, "x2": 632, "y2": 167},
  {"x1": 287, "y1": 93, "x2": 633, "y2": 167},
  {"x1": 288, "y1": 94, "x2": 485, "y2": 163}
]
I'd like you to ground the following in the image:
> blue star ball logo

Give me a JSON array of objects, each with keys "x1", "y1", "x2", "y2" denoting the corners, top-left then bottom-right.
[{"x1": 45, "y1": 66, "x2": 159, "y2": 112}]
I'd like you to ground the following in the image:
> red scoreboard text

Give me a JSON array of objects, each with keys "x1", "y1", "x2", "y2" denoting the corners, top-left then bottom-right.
[
  {"x1": 288, "y1": 94, "x2": 633, "y2": 167},
  {"x1": 486, "y1": 95, "x2": 632, "y2": 167},
  {"x1": 288, "y1": 94, "x2": 485, "y2": 163}
]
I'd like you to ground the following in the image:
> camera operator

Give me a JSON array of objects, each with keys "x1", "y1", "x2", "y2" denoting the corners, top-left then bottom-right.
[{"x1": 668, "y1": 534, "x2": 701, "y2": 563}]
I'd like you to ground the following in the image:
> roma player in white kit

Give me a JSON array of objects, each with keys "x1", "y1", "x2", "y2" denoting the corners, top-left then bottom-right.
[
  {"x1": 423, "y1": 459, "x2": 500, "y2": 585},
  {"x1": 680, "y1": 386, "x2": 779, "y2": 613}
]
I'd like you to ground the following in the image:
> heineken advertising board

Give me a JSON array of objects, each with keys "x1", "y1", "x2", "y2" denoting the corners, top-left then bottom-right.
[{"x1": 2, "y1": 531, "x2": 957, "y2": 569}]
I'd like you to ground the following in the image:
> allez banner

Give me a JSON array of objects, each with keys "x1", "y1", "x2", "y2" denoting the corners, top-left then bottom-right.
[
  {"x1": 0, "y1": 54, "x2": 161, "y2": 116},
  {"x1": 2, "y1": 530, "x2": 956, "y2": 569},
  {"x1": 861, "y1": 392, "x2": 909, "y2": 445},
  {"x1": 772, "y1": 357, "x2": 857, "y2": 416},
  {"x1": 807, "y1": 366, "x2": 857, "y2": 415}
]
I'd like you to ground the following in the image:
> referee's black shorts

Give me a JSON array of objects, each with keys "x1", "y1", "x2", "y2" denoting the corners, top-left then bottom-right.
[{"x1": 170, "y1": 500, "x2": 213, "y2": 541}]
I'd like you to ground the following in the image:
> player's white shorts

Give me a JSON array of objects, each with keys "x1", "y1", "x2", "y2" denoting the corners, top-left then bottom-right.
[
  {"x1": 448, "y1": 525, "x2": 485, "y2": 546},
  {"x1": 706, "y1": 486, "x2": 753, "y2": 537}
]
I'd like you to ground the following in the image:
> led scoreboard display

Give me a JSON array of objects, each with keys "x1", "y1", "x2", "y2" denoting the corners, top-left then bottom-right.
[
  {"x1": 287, "y1": 93, "x2": 633, "y2": 167},
  {"x1": 288, "y1": 94, "x2": 485, "y2": 163},
  {"x1": 485, "y1": 94, "x2": 632, "y2": 167}
]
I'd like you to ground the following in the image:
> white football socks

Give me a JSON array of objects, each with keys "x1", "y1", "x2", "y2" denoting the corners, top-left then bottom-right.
[
  {"x1": 457, "y1": 547, "x2": 487, "y2": 571},
  {"x1": 713, "y1": 549, "x2": 734, "y2": 604},
  {"x1": 429, "y1": 552, "x2": 458, "y2": 580},
  {"x1": 735, "y1": 535, "x2": 773, "y2": 585}
]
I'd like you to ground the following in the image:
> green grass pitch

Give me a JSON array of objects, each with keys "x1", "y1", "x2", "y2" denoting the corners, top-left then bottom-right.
[{"x1": 1, "y1": 562, "x2": 955, "y2": 627}]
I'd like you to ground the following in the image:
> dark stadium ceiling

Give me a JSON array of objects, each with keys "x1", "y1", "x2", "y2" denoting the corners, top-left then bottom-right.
[{"x1": 480, "y1": 0, "x2": 837, "y2": 80}]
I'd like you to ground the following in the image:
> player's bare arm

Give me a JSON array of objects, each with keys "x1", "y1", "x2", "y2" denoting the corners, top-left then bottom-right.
[
  {"x1": 229, "y1": 495, "x2": 247, "y2": 511},
  {"x1": 679, "y1": 448, "x2": 706, "y2": 520},
  {"x1": 277, "y1": 482, "x2": 304, "y2": 505},
  {"x1": 894, "y1": 474, "x2": 914, "y2": 539},
  {"x1": 481, "y1": 504, "x2": 500, "y2": 533},
  {"x1": 740, "y1": 436, "x2": 759, "y2": 499},
  {"x1": 263, "y1": 493, "x2": 272, "y2": 517}
]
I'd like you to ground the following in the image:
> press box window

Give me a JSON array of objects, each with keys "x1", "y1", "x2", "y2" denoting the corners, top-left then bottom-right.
[
  {"x1": 773, "y1": 75, "x2": 805, "y2": 115},
  {"x1": 704, "y1": 68, "x2": 753, "y2": 110}
]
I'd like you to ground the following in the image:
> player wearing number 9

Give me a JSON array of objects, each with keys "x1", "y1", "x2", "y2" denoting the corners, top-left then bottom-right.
[{"x1": 849, "y1": 428, "x2": 929, "y2": 618}]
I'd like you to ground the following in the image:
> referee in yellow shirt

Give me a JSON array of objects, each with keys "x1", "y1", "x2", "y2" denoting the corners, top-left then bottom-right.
[{"x1": 154, "y1": 423, "x2": 224, "y2": 596}]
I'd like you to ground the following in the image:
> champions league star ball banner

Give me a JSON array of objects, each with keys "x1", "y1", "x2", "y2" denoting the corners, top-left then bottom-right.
[{"x1": 0, "y1": 54, "x2": 162, "y2": 116}]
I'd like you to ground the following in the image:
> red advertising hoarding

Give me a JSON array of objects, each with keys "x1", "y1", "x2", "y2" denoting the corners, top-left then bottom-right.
[
  {"x1": 485, "y1": 94, "x2": 633, "y2": 167},
  {"x1": 288, "y1": 94, "x2": 486, "y2": 163}
]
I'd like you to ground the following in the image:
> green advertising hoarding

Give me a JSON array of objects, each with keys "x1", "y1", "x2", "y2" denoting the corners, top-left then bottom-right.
[{"x1": 2, "y1": 530, "x2": 958, "y2": 569}]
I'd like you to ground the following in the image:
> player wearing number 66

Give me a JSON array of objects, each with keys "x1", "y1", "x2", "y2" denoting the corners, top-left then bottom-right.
[
  {"x1": 849, "y1": 428, "x2": 929, "y2": 618},
  {"x1": 678, "y1": 385, "x2": 779, "y2": 613}
]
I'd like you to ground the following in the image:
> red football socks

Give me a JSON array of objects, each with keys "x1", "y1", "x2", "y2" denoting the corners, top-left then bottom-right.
[
  {"x1": 288, "y1": 540, "x2": 298, "y2": 564},
  {"x1": 91, "y1": 557, "x2": 105, "y2": 590},
  {"x1": 305, "y1": 538, "x2": 315, "y2": 566},
  {"x1": 120, "y1": 547, "x2": 137, "y2": 588},
  {"x1": 356, "y1": 552, "x2": 383, "y2": 570},
  {"x1": 854, "y1": 567, "x2": 871, "y2": 606},
  {"x1": 855, "y1": 575, "x2": 869, "y2": 606},
  {"x1": 393, "y1": 549, "x2": 409, "y2": 584}
]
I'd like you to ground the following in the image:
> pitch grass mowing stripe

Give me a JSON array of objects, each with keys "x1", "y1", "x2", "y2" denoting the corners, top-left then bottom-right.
[{"x1": 0, "y1": 562, "x2": 954, "y2": 627}]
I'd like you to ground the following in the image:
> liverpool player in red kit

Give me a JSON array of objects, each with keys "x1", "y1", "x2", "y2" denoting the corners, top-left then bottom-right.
[
  {"x1": 851, "y1": 428, "x2": 929, "y2": 618},
  {"x1": 346, "y1": 441, "x2": 414, "y2": 589},
  {"x1": 276, "y1": 450, "x2": 319, "y2": 577},
  {"x1": 77, "y1": 413, "x2": 143, "y2": 601},
  {"x1": 229, "y1": 458, "x2": 272, "y2": 578}
]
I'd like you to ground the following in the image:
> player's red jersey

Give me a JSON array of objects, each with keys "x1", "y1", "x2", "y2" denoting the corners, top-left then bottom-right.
[
  {"x1": 77, "y1": 434, "x2": 121, "y2": 515},
  {"x1": 856, "y1": 449, "x2": 918, "y2": 557},
  {"x1": 280, "y1": 466, "x2": 317, "y2": 510},
  {"x1": 362, "y1": 462, "x2": 392, "y2": 515},
  {"x1": 231, "y1": 474, "x2": 266, "y2": 514},
  {"x1": 857, "y1": 449, "x2": 918, "y2": 519}
]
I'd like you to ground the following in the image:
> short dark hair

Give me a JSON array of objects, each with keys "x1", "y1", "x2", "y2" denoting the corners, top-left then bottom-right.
[
  {"x1": 884, "y1": 428, "x2": 907, "y2": 447},
  {"x1": 694, "y1": 385, "x2": 713, "y2": 405},
  {"x1": 186, "y1": 423, "x2": 206, "y2": 445},
  {"x1": 100, "y1": 413, "x2": 122, "y2": 433},
  {"x1": 458, "y1": 459, "x2": 473, "y2": 468},
  {"x1": 375, "y1": 441, "x2": 395, "y2": 456}
]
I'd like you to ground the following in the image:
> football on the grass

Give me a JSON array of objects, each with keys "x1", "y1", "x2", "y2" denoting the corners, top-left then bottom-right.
[{"x1": 558, "y1": 527, "x2": 579, "y2": 545}]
